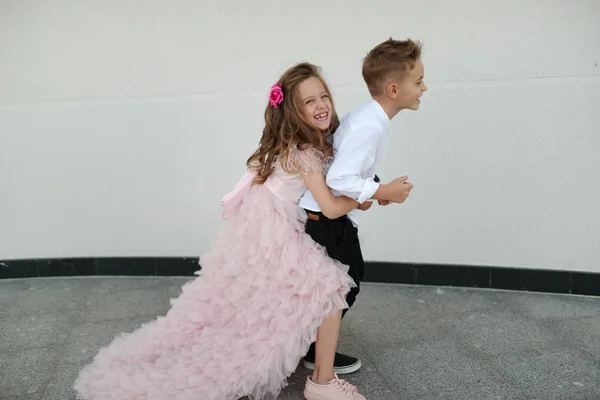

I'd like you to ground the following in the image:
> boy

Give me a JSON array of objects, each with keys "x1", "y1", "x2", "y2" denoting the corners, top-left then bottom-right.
[{"x1": 299, "y1": 37, "x2": 427, "y2": 374}]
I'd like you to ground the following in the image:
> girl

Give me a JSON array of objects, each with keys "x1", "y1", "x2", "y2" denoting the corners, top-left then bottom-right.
[{"x1": 74, "y1": 63, "x2": 367, "y2": 400}]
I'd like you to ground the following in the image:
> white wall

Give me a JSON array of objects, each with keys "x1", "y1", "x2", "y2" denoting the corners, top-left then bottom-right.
[{"x1": 1, "y1": 0, "x2": 599, "y2": 272}]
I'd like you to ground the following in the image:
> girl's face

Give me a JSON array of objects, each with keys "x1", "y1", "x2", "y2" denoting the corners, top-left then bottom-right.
[{"x1": 297, "y1": 77, "x2": 332, "y2": 131}]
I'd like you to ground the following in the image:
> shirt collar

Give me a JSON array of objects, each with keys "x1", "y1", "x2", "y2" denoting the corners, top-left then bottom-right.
[{"x1": 371, "y1": 99, "x2": 391, "y2": 133}]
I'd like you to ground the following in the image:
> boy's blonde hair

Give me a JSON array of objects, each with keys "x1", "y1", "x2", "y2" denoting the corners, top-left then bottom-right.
[{"x1": 362, "y1": 38, "x2": 423, "y2": 96}]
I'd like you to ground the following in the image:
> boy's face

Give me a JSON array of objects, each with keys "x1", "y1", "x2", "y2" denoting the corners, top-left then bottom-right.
[{"x1": 390, "y1": 59, "x2": 427, "y2": 111}]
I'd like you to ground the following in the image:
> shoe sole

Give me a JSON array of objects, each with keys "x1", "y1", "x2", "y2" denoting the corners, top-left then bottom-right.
[
  {"x1": 304, "y1": 391, "x2": 363, "y2": 400},
  {"x1": 304, "y1": 392, "x2": 350, "y2": 400},
  {"x1": 302, "y1": 359, "x2": 362, "y2": 375}
]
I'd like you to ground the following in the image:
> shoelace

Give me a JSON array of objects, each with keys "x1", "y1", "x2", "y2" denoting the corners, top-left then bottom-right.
[{"x1": 332, "y1": 378, "x2": 358, "y2": 396}]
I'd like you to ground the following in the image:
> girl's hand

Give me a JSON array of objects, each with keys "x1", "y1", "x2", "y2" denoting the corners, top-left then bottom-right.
[
  {"x1": 377, "y1": 199, "x2": 391, "y2": 206},
  {"x1": 357, "y1": 201, "x2": 373, "y2": 211}
]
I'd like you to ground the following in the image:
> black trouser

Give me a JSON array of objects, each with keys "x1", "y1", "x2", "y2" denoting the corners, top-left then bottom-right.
[
  {"x1": 303, "y1": 211, "x2": 365, "y2": 360},
  {"x1": 304, "y1": 211, "x2": 365, "y2": 318}
]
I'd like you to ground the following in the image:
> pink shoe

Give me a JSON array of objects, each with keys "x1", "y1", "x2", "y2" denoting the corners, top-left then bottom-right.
[{"x1": 304, "y1": 374, "x2": 366, "y2": 400}]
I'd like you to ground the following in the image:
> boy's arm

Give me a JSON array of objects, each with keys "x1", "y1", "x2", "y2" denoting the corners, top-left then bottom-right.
[{"x1": 325, "y1": 125, "x2": 383, "y2": 204}]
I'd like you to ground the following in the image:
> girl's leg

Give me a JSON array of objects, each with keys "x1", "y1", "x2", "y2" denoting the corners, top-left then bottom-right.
[{"x1": 311, "y1": 309, "x2": 343, "y2": 384}]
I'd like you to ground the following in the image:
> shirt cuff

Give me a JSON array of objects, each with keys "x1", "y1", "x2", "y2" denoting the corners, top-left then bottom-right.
[{"x1": 358, "y1": 179, "x2": 379, "y2": 203}]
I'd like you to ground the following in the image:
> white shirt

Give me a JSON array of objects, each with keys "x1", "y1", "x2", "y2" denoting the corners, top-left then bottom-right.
[{"x1": 298, "y1": 99, "x2": 391, "y2": 226}]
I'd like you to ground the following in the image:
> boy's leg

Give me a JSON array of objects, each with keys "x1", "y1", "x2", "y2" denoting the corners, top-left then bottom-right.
[
  {"x1": 340, "y1": 223, "x2": 365, "y2": 317},
  {"x1": 302, "y1": 211, "x2": 363, "y2": 375}
]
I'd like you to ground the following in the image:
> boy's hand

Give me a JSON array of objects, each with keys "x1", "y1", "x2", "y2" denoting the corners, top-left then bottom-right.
[
  {"x1": 357, "y1": 200, "x2": 373, "y2": 211},
  {"x1": 386, "y1": 176, "x2": 413, "y2": 203}
]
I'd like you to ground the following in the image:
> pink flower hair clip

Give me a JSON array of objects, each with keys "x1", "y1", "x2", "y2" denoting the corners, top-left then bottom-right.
[{"x1": 269, "y1": 83, "x2": 284, "y2": 108}]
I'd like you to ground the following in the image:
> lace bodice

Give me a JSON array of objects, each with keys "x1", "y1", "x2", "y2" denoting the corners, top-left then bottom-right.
[
  {"x1": 264, "y1": 148, "x2": 329, "y2": 203},
  {"x1": 220, "y1": 147, "x2": 329, "y2": 219}
]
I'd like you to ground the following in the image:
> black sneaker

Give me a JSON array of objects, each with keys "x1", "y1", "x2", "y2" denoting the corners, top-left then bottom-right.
[{"x1": 302, "y1": 351, "x2": 362, "y2": 375}]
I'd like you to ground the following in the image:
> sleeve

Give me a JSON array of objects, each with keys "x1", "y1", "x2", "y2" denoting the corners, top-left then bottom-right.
[
  {"x1": 325, "y1": 125, "x2": 383, "y2": 203},
  {"x1": 285, "y1": 146, "x2": 328, "y2": 176}
]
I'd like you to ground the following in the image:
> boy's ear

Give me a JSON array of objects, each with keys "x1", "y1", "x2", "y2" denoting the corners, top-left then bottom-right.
[{"x1": 386, "y1": 81, "x2": 399, "y2": 99}]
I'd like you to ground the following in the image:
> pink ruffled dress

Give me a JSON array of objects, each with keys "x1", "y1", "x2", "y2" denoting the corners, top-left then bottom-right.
[{"x1": 73, "y1": 148, "x2": 355, "y2": 400}]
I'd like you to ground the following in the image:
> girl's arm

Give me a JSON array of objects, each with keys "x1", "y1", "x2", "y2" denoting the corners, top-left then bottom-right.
[{"x1": 303, "y1": 172, "x2": 360, "y2": 219}]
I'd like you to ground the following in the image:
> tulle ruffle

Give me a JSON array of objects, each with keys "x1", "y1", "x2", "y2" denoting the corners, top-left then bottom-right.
[{"x1": 74, "y1": 183, "x2": 354, "y2": 400}]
